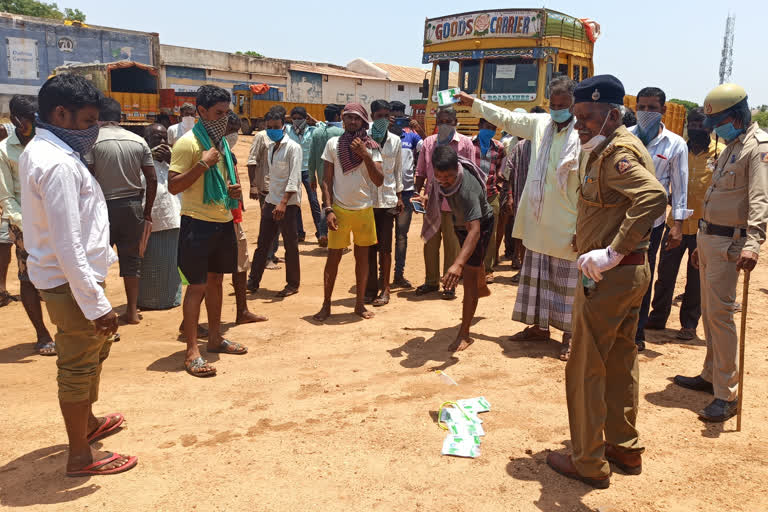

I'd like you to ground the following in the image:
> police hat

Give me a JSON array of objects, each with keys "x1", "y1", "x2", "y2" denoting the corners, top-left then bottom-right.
[{"x1": 574, "y1": 74, "x2": 625, "y2": 105}]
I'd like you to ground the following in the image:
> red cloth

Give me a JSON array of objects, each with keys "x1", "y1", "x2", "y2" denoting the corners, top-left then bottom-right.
[
  {"x1": 249, "y1": 84, "x2": 270, "y2": 95},
  {"x1": 231, "y1": 203, "x2": 243, "y2": 224}
]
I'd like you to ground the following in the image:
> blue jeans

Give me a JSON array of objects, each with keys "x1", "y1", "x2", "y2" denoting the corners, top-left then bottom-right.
[
  {"x1": 636, "y1": 223, "x2": 665, "y2": 341},
  {"x1": 394, "y1": 190, "x2": 414, "y2": 278},
  {"x1": 297, "y1": 170, "x2": 326, "y2": 239}
]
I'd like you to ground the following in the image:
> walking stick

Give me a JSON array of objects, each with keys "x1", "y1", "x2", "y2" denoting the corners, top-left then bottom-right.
[{"x1": 737, "y1": 269, "x2": 750, "y2": 432}]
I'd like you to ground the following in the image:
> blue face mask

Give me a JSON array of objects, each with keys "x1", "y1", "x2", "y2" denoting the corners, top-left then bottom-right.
[
  {"x1": 266, "y1": 128, "x2": 284, "y2": 142},
  {"x1": 476, "y1": 128, "x2": 495, "y2": 156},
  {"x1": 714, "y1": 122, "x2": 744, "y2": 143},
  {"x1": 550, "y1": 108, "x2": 572, "y2": 124}
]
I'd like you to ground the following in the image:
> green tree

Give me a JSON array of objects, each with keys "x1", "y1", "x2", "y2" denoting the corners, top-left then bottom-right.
[
  {"x1": 754, "y1": 111, "x2": 768, "y2": 129},
  {"x1": 669, "y1": 98, "x2": 699, "y2": 112},
  {"x1": 0, "y1": 0, "x2": 86, "y2": 21},
  {"x1": 235, "y1": 50, "x2": 264, "y2": 58}
]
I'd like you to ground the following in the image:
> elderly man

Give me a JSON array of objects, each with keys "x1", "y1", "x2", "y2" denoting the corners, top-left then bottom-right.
[
  {"x1": 544, "y1": 74, "x2": 667, "y2": 488},
  {"x1": 674, "y1": 84, "x2": 768, "y2": 423},
  {"x1": 168, "y1": 102, "x2": 196, "y2": 146},
  {"x1": 455, "y1": 76, "x2": 582, "y2": 360}
]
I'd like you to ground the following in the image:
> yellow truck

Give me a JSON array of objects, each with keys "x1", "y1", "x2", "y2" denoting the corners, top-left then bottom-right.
[
  {"x1": 422, "y1": 9, "x2": 684, "y2": 136},
  {"x1": 232, "y1": 84, "x2": 326, "y2": 134}
]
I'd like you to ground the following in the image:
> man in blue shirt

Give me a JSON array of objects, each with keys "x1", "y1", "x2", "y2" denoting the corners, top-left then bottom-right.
[{"x1": 287, "y1": 106, "x2": 325, "y2": 244}]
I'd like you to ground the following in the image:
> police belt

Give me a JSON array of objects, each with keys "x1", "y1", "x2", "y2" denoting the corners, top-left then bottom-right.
[
  {"x1": 618, "y1": 252, "x2": 645, "y2": 265},
  {"x1": 698, "y1": 219, "x2": 747, "y2": 238}
]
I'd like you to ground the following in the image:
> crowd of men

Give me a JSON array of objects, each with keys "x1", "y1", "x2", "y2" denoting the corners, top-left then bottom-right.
[{"x1": 0, "y1": 71, "x2": 765, "y2": 487}]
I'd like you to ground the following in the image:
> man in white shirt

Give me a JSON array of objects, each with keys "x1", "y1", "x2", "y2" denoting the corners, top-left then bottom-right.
[
  {"x1": 20, "y1": 74, "x2": 136, "y2": 476},
  {"x1": 365, "y1": 100, "x2": 403, "y2": 307},
  {"x1": 167, "y1": 102, "x2": 196, "y2": 147},
  {"x1": 0, "y1": 95, "x2": 54, "y2": 355},
  {"x1": 629, "y1": 87, "x2": 691, "y2": 351},
  {"x1": 247, "y1": 110, "x2": 302, "y2": 296},
  {"x1": 314, "y1": 103, "x2": 384, "y2": 322}
]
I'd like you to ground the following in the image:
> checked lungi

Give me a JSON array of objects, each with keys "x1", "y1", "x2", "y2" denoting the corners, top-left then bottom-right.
[{"x1": 512, "y1": 249, "x2": 578, "y2": 332}]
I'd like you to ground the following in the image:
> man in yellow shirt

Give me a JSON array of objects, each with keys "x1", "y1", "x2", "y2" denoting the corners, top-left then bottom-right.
[
  {"x1": 646, "y1": 108, "x2": 723, "y2": 340},
  {"x1": 169, "y1": 85, "x2": 247, "y2": 378}
]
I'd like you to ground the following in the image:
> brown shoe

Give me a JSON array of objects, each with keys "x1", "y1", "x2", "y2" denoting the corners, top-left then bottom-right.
[
  {"x1": 545, "y1": 452, "x2": 610, "y2": 489},
  {"x1": 605, "y1": 444, "x2": 642, "y2": 475}
]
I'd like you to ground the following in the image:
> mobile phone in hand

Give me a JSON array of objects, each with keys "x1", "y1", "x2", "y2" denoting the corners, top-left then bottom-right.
[{"x1": 411, "y1": 199, "x2": 426, "y2": 214}]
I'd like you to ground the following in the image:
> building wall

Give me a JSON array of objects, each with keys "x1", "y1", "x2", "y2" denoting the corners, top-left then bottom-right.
[{"x1": 164, "y1": 64, "x2": 286, "y2": 96}]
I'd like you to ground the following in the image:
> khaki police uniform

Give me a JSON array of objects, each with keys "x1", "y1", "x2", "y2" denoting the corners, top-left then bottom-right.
[
  {"x1": 569, "y1": 125, "x2": 667, "y2": 478},
  {"x1": 698, "y1": 122, "x2": 768, "y2": 401}
]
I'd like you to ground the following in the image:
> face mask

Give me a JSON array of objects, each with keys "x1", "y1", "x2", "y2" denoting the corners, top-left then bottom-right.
[
  {"x1": 292, "y1": 118, "x2": 307, "y2": 134},
  {"x1": 225, "y1": 132, "x2": 239, "y2": 148},
  {"x1": 328, "y1": 121, "x2": 343, "y2": 128},
  {"x1": 202, "y1": 116, "x2": 229, "y2": 146},
  {"x1": 371, "y1": 117, "x2": 389, "y2": 142},
  {"x1": 713, "y1": 122, "x2": 744, "y2": 143},
  {"x1": 181, "y1": 116, "x2": 196, "y2": 130},
  {"x1": 687, "y1": 129, "x2": 711, "y2": 148},
  {"x1": 476, "y1": 128, "x2": 495, "y2": 156},
  {"x1": 437, "y1": 123, "x2": 455, "y2": 145},
  {"x1": 550, "y1": 108, "x2": 572, "y2": 124},
  {"x1": 580, "y1": 110, "x2": 611, "y2": 153},
  {"x1": 35, "y1": 116, "x2": 100, "y2": 160},
  {"x1": 635, "y1": 110, "x2": 662, "y2": 146},
  {"x1": 266, "y1": 128, "x2": 284, "y2": 142}
]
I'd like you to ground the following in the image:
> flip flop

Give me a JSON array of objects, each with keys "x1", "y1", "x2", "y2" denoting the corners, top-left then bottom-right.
[
  {"x1": 372, "y1": 294, "x2": 390, "y2": 307},
  {"x1": 66, "y1": 452, "x2": 138, "y2": 477},
  {"x1": 276, "y1": 286, "x2": 299, "y2": 298},
  {"x1": 35, "y1": 340, "x2": 57, "y2": 356},
  {"x1": 415, "y1": 284, "x2": 439, "y2": 296},
  {"x1": 185, "y1": 357, "x2": 216, "y2": 377},
  {"x1": 441, "y1": 289, "x2": 456, "y2": 300},
  {"x1": 509, "y1": 326, "x2": 550, "y2": 342},
  {"x1": 87, "y1": 413, "x2": 125, "y2": 444},
  {"x1": 207, "y1": 340, "x2": 248, "y2": 355},
  {"x1": 676, "y1": 328, "x2": 696, "y2": 340}
]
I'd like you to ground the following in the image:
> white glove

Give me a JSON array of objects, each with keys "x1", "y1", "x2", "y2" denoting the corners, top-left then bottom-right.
[{"x1": 577, "y1": 247, "x2": 624, "y2": 282}]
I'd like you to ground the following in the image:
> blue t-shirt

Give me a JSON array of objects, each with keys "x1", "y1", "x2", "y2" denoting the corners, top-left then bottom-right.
[{"x1": 399, "y1": 129, "x2": 422, "y2": 192}]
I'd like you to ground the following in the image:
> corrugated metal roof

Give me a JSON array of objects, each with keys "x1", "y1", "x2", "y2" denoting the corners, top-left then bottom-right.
[
  {"x1": 372, "y1": 63, "x2": 430, "y2": 84},
  {"x1": 289, "y1": 63, "x2": 386, "y2": 81}
]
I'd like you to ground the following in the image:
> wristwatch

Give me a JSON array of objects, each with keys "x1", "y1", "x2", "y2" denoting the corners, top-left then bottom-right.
[{"x1": 324, "y1": 207, "x2": 334, "y2": 216}]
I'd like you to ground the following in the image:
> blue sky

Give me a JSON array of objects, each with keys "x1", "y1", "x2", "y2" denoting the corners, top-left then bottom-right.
[{"x1": 68, "y1": 0, "x2": 766, "y2": 105}]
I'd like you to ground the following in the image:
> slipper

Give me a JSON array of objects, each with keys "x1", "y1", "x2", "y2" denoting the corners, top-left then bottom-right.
[
  {"x1": 87, "y1": 413, "x2": 125, "y2": 444},
  {"x1": 207, "y1": 339, "x2": 248, "y2": 355},
  {"x1": 372, "y1": 294, "x2": 389, "y2": 307},
  {"x1": 509, "y1": 326, "x2": 550, "y2": 342},
  {"x1": 676, "y1": 328, "x2": 696, "y2": 341},
  {"x1": 485, "y1": 273, "x2": 495, "y2": 284},
  {"x1": 363, "y1": 295, "x2": 375, "y2": 305},
  {"x1": 441, "y1": 289, "x2": 456, "y2": 300},
  {"x1": 35, "y1": 340, "x2": 57, "y2": 356},
  {"x1": 185, "y1": 357, "x2": 216, "y2": 377},
  {"x1": 511, "y1": 273, "x2": 520, "y2": 284},
  {"x1": 415, "y1": 284, "x2": 438, "y2": 296},
  {"x1": 66, "y1": 452, "x2": 138, "y2": 477},
  {"x1": 0, "y1": 290, "x2": 18, "y2": 307},
  {"x1": 276, "y1": 286, "x2": 299, "y2": 298},
  {"x1": 108, "y1": 333, "x2": 120, "y2": 343}
]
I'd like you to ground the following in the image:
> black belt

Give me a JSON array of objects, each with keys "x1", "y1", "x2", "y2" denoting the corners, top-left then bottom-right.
[{"x1": 698, "y1": 219, "x2": 747, "y2": 238}]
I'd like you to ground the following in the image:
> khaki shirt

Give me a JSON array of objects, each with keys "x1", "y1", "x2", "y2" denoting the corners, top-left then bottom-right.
[
  {"x1": 702, "y1": 122, "x2": 768, "y2": 253},
  {"x1": 246, "y1": 130, "x2": 270, "y2": 194},
  {"x1": 576, "y1": 125, "x2": 668, "y2": 255}
]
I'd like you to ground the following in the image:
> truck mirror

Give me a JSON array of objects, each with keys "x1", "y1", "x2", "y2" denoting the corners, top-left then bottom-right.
[
  {"x1": 545, "y1": 61, "x2": 554, "y2": 99},
  {"x1": 422, "y1": 78, "x2": 429, "y2": 99}
]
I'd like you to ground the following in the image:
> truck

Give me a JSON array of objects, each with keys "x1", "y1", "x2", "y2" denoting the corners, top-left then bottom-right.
[{"x1": 231, "y1": 83, "x2": 327, "y2": 134}]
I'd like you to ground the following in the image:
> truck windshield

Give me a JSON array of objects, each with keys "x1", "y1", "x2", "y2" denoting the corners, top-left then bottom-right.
[
  {"x1": 437, "y1": 60, "x2": 480, "y2": 94},
  {"x1": 481, "y1": 58, "x2": 538, "y2": 100}
]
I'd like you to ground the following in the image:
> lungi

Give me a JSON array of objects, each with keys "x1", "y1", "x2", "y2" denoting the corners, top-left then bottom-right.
[{"x1": 138, "y1": 228, "x2": 182, "y2": 310}]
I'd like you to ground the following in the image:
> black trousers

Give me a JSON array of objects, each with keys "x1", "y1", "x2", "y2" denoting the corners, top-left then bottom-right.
[
  {"x1": 648, "y1": 230, "x2": 701, "y2": 329},
  {"x1": 249, "y1": 203, "x2": 300, "y2": 290},
  {"x1": 366, "y1": 208, "x2": 395, "y2": 297},
  {"x1": 636, "y1": 223, "x2": 665, "y2": 341}
]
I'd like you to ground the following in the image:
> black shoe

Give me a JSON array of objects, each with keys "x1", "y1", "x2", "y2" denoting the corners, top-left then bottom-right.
[
  {"x1": 698, "y1": 398, "x2": 737, "y2": 422},
  {"x1": 392, "y1": 276, "x2": 413, "y2": 289},
  {"x1": 644, "y1": 319, "x2": 666, "y2": 330},
  {"x1": 298, "y1": 234, "x2": 306, "y2": 243},
  {"x1": 415, "y1": 284, "x2": 439, "y2": 296},
  {"x1": 635, "y1": 340, "x2": 646, "y2": 352},
  {"x1": 673, "y1": 375, "x2": 714, "y2": 394}
]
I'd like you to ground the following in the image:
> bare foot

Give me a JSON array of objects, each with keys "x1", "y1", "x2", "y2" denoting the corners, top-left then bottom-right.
[
  {"x1": 119, "y1": 312, "x2": 141, "y2": 325},
  {"x1": 478, "y1": 285, "x2": 491, "y2": 298},
  {"x1": 354, "y1": 305, "x2": 375, "y2": 319},
  {"x1": 313, "y1": 302, "x2": 331, "y2": 322},
  {"x1": 449, "y1": 337, "x2": 474, "y2": 352},
  {"x1": 236, "y1": 311, "x2": 268, "y2": 324}
]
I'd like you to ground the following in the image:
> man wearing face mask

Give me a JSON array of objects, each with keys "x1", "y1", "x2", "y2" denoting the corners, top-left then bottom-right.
[
  {"x1": 545, "y1": 74, "x2": 666, "y2": 488},
  {"x1": 674, "y1": 84, "x2": 768, "y2": 423},
  {"x1": 168, "y1": 103, "x2": 196, "y2": 147},
  {"x1": 629, "y1": 87, "x2": 691, "y2": 351},
  {"x1": 414, "y1": 107, "x2": 473, "y2": 300},
  {"x1": 308, "y1": 104, "x2": 344, "y2": 248},
  {"x1": 287, "y1": 106, "x2": 325, "y2": 244},
  {"x1": 0, "y1": 95, "x2": 55, "y2": 355},
  {"x1": 169, "y1": 85, "x2": 247, "y2": 378},
  {"x1": 20, "y1": 74, "x2": 136, "y2": 476},
  {"x1": 646, "y1": 108, "x2": 723, "y2": 341},
  {"x1": 455, "y1": 76, "x2": 581, "y2": 361},
  {"x1": 471, "y1": 118, "x2": 506, "y2": 283}
]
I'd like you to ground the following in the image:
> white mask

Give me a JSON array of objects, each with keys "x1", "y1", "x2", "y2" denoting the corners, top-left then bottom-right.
[
  {"x1": 181, "y1": 116, "x2": 196, "y2": 130},
  {"x1": 225, "y1": 132, "x2": 239, "y2": 148},
  {"x1": 580, "y1": 109, "x2": 612, "y2": 153}
]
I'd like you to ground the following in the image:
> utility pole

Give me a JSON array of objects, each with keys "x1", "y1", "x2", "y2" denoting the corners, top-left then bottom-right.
[{"x1": 719, "y1": 14, "x2": 735, "y2": 84}]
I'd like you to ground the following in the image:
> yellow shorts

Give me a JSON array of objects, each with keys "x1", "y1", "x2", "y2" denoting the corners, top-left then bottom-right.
[{"x1": 328, "y1": 205, "x2": 377, "y2": 249}]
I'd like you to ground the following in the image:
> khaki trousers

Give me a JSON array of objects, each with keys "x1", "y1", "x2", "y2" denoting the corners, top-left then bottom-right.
[
  {"x1": 423, "y1": 211, "x2": 459, "y2": 287},
  {"x1": 484, "y1": 195, "x2": 500, "y2": 273},
  {"x1": 40, "y1": 283, "x2": 111, "y2": 404},
  {"x1": 697, "y1": 232, "x2": 744, "y2": 401},
  {"x1": 566, "y1": 263, "x2": 649, "y2": 478}
]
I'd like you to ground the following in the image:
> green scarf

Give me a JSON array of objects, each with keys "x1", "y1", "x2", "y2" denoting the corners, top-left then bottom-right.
[{"x1": 192, "y1": 121, "x2": 239, "y2": 210}]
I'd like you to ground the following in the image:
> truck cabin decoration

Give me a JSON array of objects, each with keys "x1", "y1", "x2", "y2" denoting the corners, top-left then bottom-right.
[{"x1": 424, "y1": 11, "x2": 542, "y2": 45}]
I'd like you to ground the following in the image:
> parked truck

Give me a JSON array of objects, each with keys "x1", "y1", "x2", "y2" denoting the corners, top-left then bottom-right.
[{"x1": 232, "y1": 83, "x2": 327, "y2": 134}]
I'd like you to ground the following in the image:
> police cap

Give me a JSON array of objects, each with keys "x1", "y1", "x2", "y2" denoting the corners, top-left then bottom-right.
[{"x1": 574, "y1": 74, "x2": 625, "y2": 105}]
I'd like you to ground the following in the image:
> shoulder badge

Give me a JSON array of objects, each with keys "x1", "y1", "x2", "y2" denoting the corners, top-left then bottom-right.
[
  {"x1": 616, "y1": 158, "x2": 631, "y2": 174},
  {"x1": 762, "y1": 152, "x2": 768, "y2": 163}
]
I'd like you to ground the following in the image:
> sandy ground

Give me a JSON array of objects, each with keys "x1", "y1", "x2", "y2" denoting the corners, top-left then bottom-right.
[{"x1": 1, "y1": 135, "x2": 767, "y2": 512}]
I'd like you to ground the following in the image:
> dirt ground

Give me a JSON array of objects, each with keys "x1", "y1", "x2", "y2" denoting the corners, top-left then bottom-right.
[{"x1": 1, "y1": 135, "x2": 767, "y2": 512}]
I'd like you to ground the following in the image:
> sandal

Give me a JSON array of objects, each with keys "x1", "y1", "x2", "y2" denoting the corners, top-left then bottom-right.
[
  {"x1": 87, "y1": 413, "x2": 125, "y2": 444},
  {"x1": 207, "y1": 339, "x2": 248, "y2": 355},
  {"x1": 441, "y1": 289, "x2": 456, "y2": 300},
  {"x1": 560, "y1": 334, "x2": 572, "y2": 361},
  {"x1": 66, "y1": 452, "x2": 138, "y2": 477},
  {"x1": 35, "y1": 340, "x2": 57, "y2": 356},
  {"x1": 676, "y1": 328, "x2": 696, "y2": 341},
  {"x1": 185, "y1": 357, "x2": 216, "y2": 377},
  {"x1": 276, "y1": 286, "x2": 299, "y2": 298},
  {"x1": 372, "y1": 293, "x2": 390, "y2": 307},
  {"x1": 509, "y1": 326, "x2": 550, "y2": 342},
  {"x1": 415, "y1": 284, "x2": 439, "y2": 296},
  {"x1": 0, "y1": 290, "x2": 18, "y2": 307}
]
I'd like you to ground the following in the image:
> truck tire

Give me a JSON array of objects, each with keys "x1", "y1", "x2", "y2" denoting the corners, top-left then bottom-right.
[{"x1": 240, "y1": 118, "x2": 253, "y2": 135}]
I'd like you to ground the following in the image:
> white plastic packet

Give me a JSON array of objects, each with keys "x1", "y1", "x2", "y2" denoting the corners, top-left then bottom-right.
[
  {"x1": 437, "y1": 88, "x2": 460, "y2": 106},
  {"x1": 441, "y1": 435, "x2": 482, "y2": 458},
  {"x1": 447, "y1": 421, "x2": 485, "y2": 437},
  {"x1": 457, "y1": 397, "x2": 491, "y2": 414}
]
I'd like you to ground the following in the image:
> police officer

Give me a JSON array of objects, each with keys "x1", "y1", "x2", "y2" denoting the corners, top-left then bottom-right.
[
  {"x1": 545, "y1": 75, "x2": 667, "y2": 488},
  {"x1": 674, "y1": 84, "x2": 768, "y2": 422}
]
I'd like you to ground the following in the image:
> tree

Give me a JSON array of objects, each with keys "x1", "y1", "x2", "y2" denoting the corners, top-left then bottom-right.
[
  {"x1": 235, "y1": 51, "x2": 264, "y2": 58},
  {"x1": 0, "y1": 0, "x2": 86, "y2": 21},
  {"x1": 669, "y1": 98, "x2": 699, "y2": 112},
  {"x1": 754, "y1": 111, "x2": 768, "y2": 129}
]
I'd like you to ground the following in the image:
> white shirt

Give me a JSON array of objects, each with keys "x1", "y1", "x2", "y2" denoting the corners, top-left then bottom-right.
[
  {"x1": 322, "y1": 136, "x2": 383, "y2": 210},
  {"x1": 144, "y1": 160, "x2": 181, "y2": 232},
  {"x1": 266, "y1": 137, "x2": 303, "y2": 207},
  {"x1": 629, "y1": 124, "x2": 692, "y2": 228},
  {"x1": 369, "y1": 130, "x2": 403, "y2": 209},
  {"x1": 167, "y1": 122, "x2": 193, "y2": 147},
  {"x1": 0, "y1": 130, "x2": 24, "y2": 229},
  {"x1": 19, "y1": 128, "x2": 116, "y2": 320}
]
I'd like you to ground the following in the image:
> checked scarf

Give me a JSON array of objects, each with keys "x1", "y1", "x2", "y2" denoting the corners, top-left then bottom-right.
[
  {"x1": 192, "y1": 121, "x2": 239, "y2": 209},
  {"x1": 338, "y1": 103, "x2": 379, "y2": 174}
]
